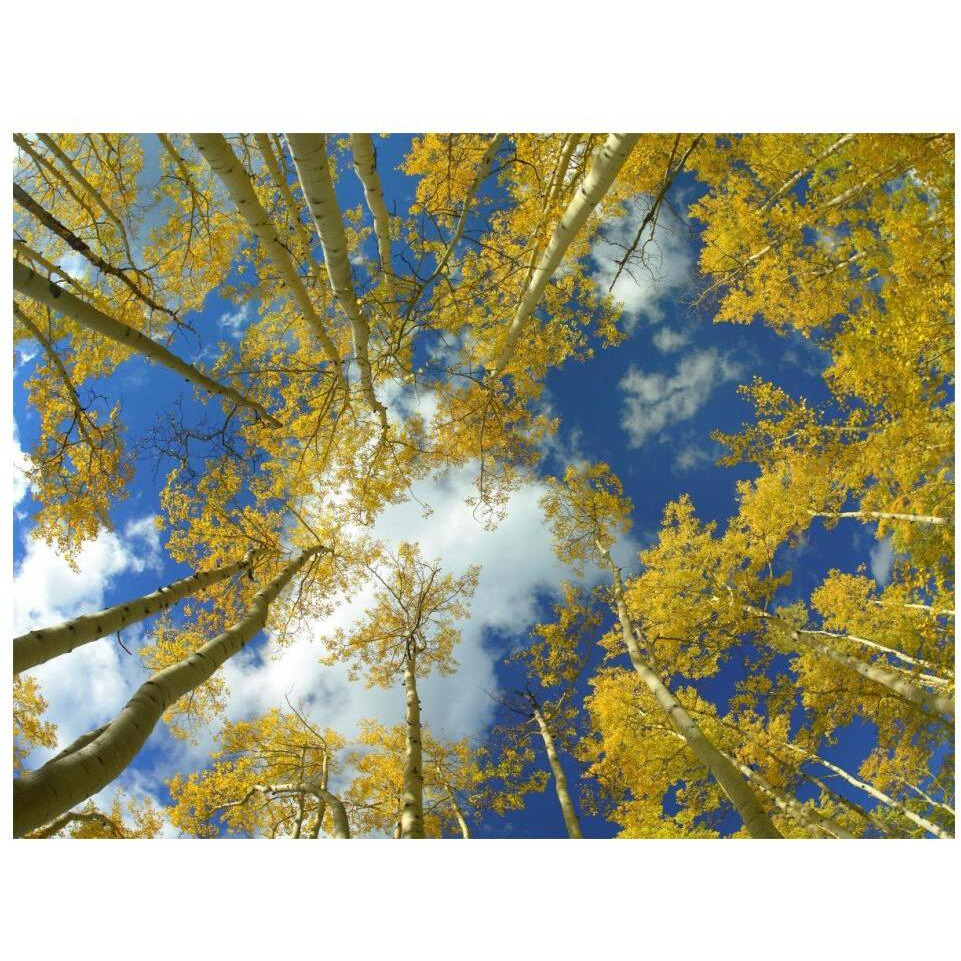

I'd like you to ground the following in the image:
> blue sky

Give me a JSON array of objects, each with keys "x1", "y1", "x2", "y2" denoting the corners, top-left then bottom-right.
[{"x1": 12, "y1": 134, "x2": 911, "y2": 838}]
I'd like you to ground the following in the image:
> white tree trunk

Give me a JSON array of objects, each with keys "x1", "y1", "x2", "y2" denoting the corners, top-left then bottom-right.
[
  {"x1": 745, "y1": 605, "x2": 955, "y2": 720},
  {"x1": 530, "y1": 700, "x2": 584, "y2": 838},
  {"x1": 36, "y1": 134, "x2": 137, "y2": 269},
  {"x1": 14, "y1": 184, "x2": 174, "y2": 321},
  {"x1": 190, "y1": 134, "x2": 344, "y2": 381},
  {"x1": 802, "y1": 753, "x2": 953, "y2": 840},
  {"x1": 422, "y1": 133, "x2": 506, "y2": 289},
  {"x1": 811, "y1": 510, "x2": 949, "y2": 526},
  {"x1": 14, "y1": 551, "x2": 258, "y2": 674},
  {"x1": 14, "y1": 259, "x2": 279, "y2": 426},
  {"x1": 597, "y1": 547, "x2": 783, "y2": 839},
  {"x1": 490, "y1": 133, "x2": 640, "y2": 379},
  {"x1": 13, "y1": 548, "x2": 321, "y2": 837},
  {"x1": 285, "y1": 134, "x2": 388, "y2": 428},
  {"x1": 400, "y1": 650, "x2": 425, "y2": 838},
  {"x1": 253, "y1": 133, "x2": 328, "y2": 303},
  {"x1": 349, "y1": 133, "x2": 396, "y2": 318}
]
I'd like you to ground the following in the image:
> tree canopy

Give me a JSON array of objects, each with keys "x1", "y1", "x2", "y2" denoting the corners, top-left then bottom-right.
[{"x1": 11, "y1": 132, "x2": 954, "y2": 840}]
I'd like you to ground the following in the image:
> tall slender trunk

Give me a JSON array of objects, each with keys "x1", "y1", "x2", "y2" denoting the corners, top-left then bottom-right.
[
  {"x1": 529, "y1": 696, "x2": 584, "y2": 838},
  {"x1": 800, "y1": 628, "x2": 952, "y2": 680},
  {"x1": 597, "y1": 546, "x2": 782, "y2": 839},
  {"x1": 14, "y1": 184, "x2": 175, "y2": 321},
  {"x1": 36, "y1": 134, "x2": 137, "y2": 269},
  {"x1": 285, "y1": 134, "x2": 388, "y2": 428},
  {"x1": 490, "y1": 133, "x2": 640, "y2": 379},
  {"x1": 13, "y1": 548, "x2": 321, "y2": 837},
  {"x1": 745, "y1": 605, "x2": 955, "y2": 720},
  {"x1": 810, "y1": 510, "x2": 949, "y2": 526},
  {"x1": 437, "y1": 772, "x2": 471, "y2": 839},
  {"x1": 801, "y1": 753, "x2": 953, "y2": 839},
  {"x1": 189, "y1": 134, "x2": 344, "y2": 381},
  {"x1": 15, "y1": 551, "x2": 258, "y2": 674},
  {"x1": 316, "y1": 788, "x2": 350, "y2": 838},
  {"x1": 760, "y1": 134, "x2": 855, "y2": 210},
  {"x1": 14, "y1": 259, "x2": 279, "y2": 427},
  {"x1": 801, "y1": 769, "x2": 902, "y2": 838},
  {"x1": 400, "y1": 649, "x2": 425, "y2": 838},
  {"x1": 349, "y1": 134, "x2": 396, "y2": 318},
  {"x1": 252, "y1": 134, "x2": 328, "y2": 301},
  {"x1": 719, "y1": 750, "x2": 854, "y2": 838}
]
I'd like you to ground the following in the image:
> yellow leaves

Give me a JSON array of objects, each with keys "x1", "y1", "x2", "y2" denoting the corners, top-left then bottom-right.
[
  {"x1": 323, "y1": 541, "x2": 478, "y2": 688},
  {"x1": 514, "y1": 582, "x2": 603, "y2": 688},
  {"x1": 540, "y1": 461, "x2": 633, "y2": 571},
  {"x1": 13, "y1": 675, "x2": 57, "y2": 773}
]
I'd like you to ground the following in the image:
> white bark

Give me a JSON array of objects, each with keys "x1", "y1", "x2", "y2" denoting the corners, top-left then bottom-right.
[
  {"x1": 530, "y1": 699, "x2": 584, "y2": 838},
  {"x1": 14, "y1": 259, "x2": 279, "y2": 426},
  {"x1": 400, "y1": 650, "x2": 425, "y2": 838},
  {"x1": 285, "y1": 134, "x2": 388, "y2": 428},
  {"x1": 760, "y1": 134, "x2": 855, "y2": 210},
  {"x1": 801, "y1": 753, "x2": 953, "y2": 840},
  {"x1": 723, "y1": 752, "x2": 853, "y2": 838},
  {"x1": 349, "y1": 133, "x2": 396, "y2": 316},
  {"x1": 36, "y1": 134, "x2": 137, "y2": 269},
  {"x1": 253, "y1": 133, "x2": 328, "y2": 303},
  {"x1": 490, "y1": 133, "x2": 640, "y2": 380},
  {"x1": 800, "y1": 629, "x2": 952, "y2": 683},
  {"x1": 598, "y1": 546, "x2": 783, "y2": 839},
  {"x1": 810, "y1": 509, "x2": 949, "y2": 526},
  {"x1": 745, "y1": 605, "x2": 955, "y2": 720},
  {"x1": 190, "y1": 134, "x2": 344, "y2": 381},
  {"x1": 14, "y1": 551, "x2": 258, "y2": 674},
  {"x1": 13, "y1": 548, "x2": 321, "y2": 837},
  {"x1": 14, "y1": 184, "x2": 174, "y2": 321}
]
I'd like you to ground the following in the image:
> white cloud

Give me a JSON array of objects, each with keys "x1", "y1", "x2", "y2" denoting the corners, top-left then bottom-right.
[
  {"x1": 14, "y1": 516, "x2": 163, "y2": 764},
  {"x1": 673, "y1": 443, "x2": 714, "y2": 474},
  {"x1": 619, "y1": 349, "x2": 743, "y2": 448},
  {"x1": 869, "y1": 537, "x2": 895, "y2": 587},
  {"x1": 13, "y1": 515, "x2": 163, "y2": 637},
  {"x1": 220, "y1": 468, "x2": 582, "y2": 747},
  {"x1": 652, "y1": 326, "x2": 691, "y2": 354},
  {"x1": 218, "y1": 302, "x2": 251, "y2": 338},
  {"x1": 591, "y1": 201, "x2": 693, "y2": 331}
]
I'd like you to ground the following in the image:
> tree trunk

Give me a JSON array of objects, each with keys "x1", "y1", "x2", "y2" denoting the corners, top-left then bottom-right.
[
  {"x1": 529, "y1": 698, "x2": 584, "y2": 838},
  {"x1": 598, "y1": 547, "x2": 783, "y2": 839},
  {"x1": 490, "y1": 133, "x2": 640, "y2": 379},
  {"x1": 317, "y1": 788, "x2": 351, "y2": 838},
  {"x1": 349, "y1": 133, "x2": 396, "y2": 318},
  {"x1": 801, "y1": 628, "x2": 952, "y2": 680},
  {"x1": 36, "y1": 134, "x2": 137, "y2": 269},
  {"x1": 190, "y1": 134, "x2": 344, "y2": 380},
  {"x1": 745, "y1": 605, "x2": 955, "y2": 720},
  {"x1": 803, "y1": 753, "x2": 953, "y2": 840},
  {"x1": 811, "y1": 510, "x2": 949, "y2": 526},
  {"x1": 285, "y1": 134, "x2": 388, "y2": 428},
  {"x1": 14, "y1": 259, "x2": 279, "y2": 427},
  {"x1": 760, "y1": 134, "x2": 855, "y2": 210},
  {"x1": 13, "y1": 548, "x2": 321, "y2": 837},
  {"x1": 14, "y1": 184, "x2": 175, "y2": 321},
  {"x1": 15, "y1": 551, "x2": 258, "y2": 674},
  {"x1": 252, "y1": 133, "x2": 328, "y2": 302},
  {"x1": 721, "y1": 751, "x2": 853, "y2": 838},
  {"x1": 399, "y1": 649, "x2": 425, "y2": 838}
]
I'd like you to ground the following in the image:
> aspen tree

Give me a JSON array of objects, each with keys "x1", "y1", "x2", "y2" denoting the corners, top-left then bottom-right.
[{"x1": 14, "y1": 547, "x2": 322, "y2": 836}]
